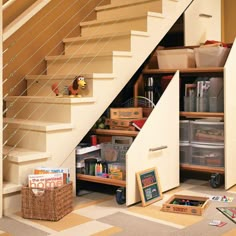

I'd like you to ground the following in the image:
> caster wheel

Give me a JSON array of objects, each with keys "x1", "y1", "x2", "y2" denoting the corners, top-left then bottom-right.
[
  {"x1": 210, "y1": 173, "x2": 222, "y2": 188},
  {"x1": 116, "y1": 187, "x2": 126, "y2": 205}
]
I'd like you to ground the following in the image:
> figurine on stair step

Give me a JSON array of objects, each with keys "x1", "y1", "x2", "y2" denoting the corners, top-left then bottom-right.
[{"x1": 51, "y1": 75, "x2": 87, "y2": 97}]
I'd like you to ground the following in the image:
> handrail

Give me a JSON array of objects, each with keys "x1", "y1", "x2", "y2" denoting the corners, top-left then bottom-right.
[{"x1": 3, "y1": 0, "x2": 51, "y2": 41}]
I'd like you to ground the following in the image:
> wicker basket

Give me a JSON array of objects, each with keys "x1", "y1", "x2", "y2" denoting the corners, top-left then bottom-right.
[{"x1": 21, "y1": 182, "x2": 73, "y2": 221}]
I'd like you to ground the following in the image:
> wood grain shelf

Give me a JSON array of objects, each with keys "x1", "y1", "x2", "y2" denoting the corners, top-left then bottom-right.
[
  {"x1": 94, "y1": 129, "x2": 139, "y2": 137},
  {"x1": 180, "y1": 164, "x2": 224, "y2": 174},
  {"x1": 77, "y1": 174, "x2": 126, "y2": 187},
  {"x1": 180, "y1": 111, "x2": 224, "y2": 118},
  {"x1": 142, "y1": 67, "x2": 224, "y2": 77}
]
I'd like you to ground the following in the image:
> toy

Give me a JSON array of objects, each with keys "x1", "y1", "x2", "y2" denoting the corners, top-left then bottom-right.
[
  {"x1": 161, "y1": 194, "x2": 209, "y2": 215},
  {"x1": 51, "y1": 75, "x2": 87, "y2": 97}
]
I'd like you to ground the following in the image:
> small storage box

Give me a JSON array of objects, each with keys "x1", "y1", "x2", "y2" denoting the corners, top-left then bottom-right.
[
  {"x1": 191, "y1": 144, "x2": 224, "y2": 167},
  {"x1": 110, "y1": 107, "x2": 143, "y2": 119},
  {"x1": 21, "y1": 182, "x2": 73, "y2": 221},
  {"x1": 101, "y1": 136, "x2": 132, "y2": 162},
  {"x1": 194, "y1": 46, "x2": 230, "y2": 67},
  {"x1": 157, "y1": 48, "x2": 195, "y2": 69},
  {"x1": 161, "y1": 194, "x2": 209, "y2": 216},
  {"x1": 180, "y1": 120, "x2": 190, "y2": 142},
  {"x1": 76, "y1": 144, "x2": 101, "y2": 163},
  {"x1": 190, "y1": 120, "x2": 224, "y2": 145},
  {"x1": 180, "y1": 142, "x2": 190, "y2": 164}
]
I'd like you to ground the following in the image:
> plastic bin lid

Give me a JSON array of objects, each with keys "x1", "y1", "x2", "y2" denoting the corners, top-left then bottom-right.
[{"x1": 157, "y1": 48, "x2": 194, "y2": 55}]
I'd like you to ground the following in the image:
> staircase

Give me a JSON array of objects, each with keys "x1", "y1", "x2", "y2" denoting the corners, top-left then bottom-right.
[{"x1": 2, "y1": 0, "x2": 193, "y2": 215}]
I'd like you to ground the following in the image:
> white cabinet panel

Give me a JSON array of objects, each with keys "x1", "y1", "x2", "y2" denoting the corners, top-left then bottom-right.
[
  {"x1": 224, "y1": 38, "x2": 236, "y2": 189},
  {"x1": 126, "y1": 72, "x2": 180, "y2": 206},
  {"x1": 184, "y1": 0, "x2": 221, "y2": 45}
]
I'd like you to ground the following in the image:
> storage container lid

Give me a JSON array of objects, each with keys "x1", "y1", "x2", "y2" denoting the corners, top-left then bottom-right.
[
  {"x1": 157, "y1": 48, "x2": 194, "y2": 55},
  {"x1": 191, "y1": 143, "x2": 224, "y2": 149}
]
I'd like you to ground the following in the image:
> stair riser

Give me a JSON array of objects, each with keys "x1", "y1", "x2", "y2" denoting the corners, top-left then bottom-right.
[
  {"x1": 3, "y1": 158, "x2": 48, "y2": 185},
  {"x1": 3, "y1": 192, "x2": 21, "y2": 215},
  {"x1": 27, "y1": 78, "x2": 93, "y2": 97},
  {"x1": 81, "y1": 17, "x2": 147, "y2": 36},
  {"x1": 46, "y1": 55, "x2": 115, "y2": 74},
  {"x1": 5, "y1": 101, "x2": 72, "y2": 122},
  {"x1": 4, "y1": 128, "x2": 47, "y2": 151},
  {"x1": 96, "y1": 1, "x2": 162, "y2": 20},
  {"x1": 4, "y1": 127, "x2": 74, "y2": 158},
  {"x1": 64, "y1": 35, "x2": 131, "y2": 56}
]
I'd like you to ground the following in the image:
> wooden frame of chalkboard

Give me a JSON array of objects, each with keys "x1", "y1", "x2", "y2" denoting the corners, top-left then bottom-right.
[{"x1": 136, "y1": 167, "x2": 163, "y2": 206}]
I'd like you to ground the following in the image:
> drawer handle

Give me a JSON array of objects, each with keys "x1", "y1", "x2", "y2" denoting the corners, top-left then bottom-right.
[
  {"x1": 149, "y1": 145, "x2": 168, "y2": 152},
  {"x1": 199, "y1": 13, "x2": 212, "y2": 18}
]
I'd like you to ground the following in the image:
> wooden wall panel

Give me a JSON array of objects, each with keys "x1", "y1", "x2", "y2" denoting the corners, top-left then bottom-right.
[{"x1": 3, "y1": 0, "x2": 109, "y2": 96}]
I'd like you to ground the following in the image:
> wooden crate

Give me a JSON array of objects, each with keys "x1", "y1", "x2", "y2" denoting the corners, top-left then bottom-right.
[
  {"x1": 110, "y1": 107, "x2": 143, "y2": 119},
  {"x1": 161, "y1": 194, "x2": 209, "y2": 216}
]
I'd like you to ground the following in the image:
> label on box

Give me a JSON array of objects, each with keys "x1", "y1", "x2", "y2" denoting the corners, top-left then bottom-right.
[{"x1": 110, "y1": 108, "x2": 143, "y2": 119}]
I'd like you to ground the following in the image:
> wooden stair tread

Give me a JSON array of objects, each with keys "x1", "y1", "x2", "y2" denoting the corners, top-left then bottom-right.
[
  {"x1": 4, "y1": 95, "x2": 96, "y2": 104},
  {"x1": 45, "y1": 51, "x2": 133, "y2": 61},
  {"x1": 25, "y1": 73, "x2": 116, "y2": 80},
  {"x1": 3, "y1": 181, "x2": 22, "y2": 195},
  {"x1": 80, "y1": 11, "x2": 164, "y2": 27},
  {"x1": 3, "y1": 145, "x2": 51, "y2": 163},
  {"x1": 3, "y1": 117, "x2": 74, "y2": 131},
  {"x1": 63, "y1": 30, "x2": 149, "y2": 43},
  {"x1": 96, "y1": 0, "x2": 157, "y2": 11}
]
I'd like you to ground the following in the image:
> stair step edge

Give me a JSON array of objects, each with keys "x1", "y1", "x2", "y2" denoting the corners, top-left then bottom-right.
[
  {"x1": 80, "y1": 11, "x2": 164, "y2": 26},
  {"x1": 25, "y1": 73, "x2": 116, "y2": 80},
  {"x1": 96, "y1": 0, "x2": 157, "y2": 11},
  {"x1": 4, "y1": 96, "x2": 96, "y2": 104},
  {"x1": 3, "y1": 181, "x2": 22, "y2": 195},
  {"x1": 45, "y1": 51, "x2": 133, "y2": 61},
  {"x1": 3, "y1": 146, "x2": 51, "y2": 163},
  {"x1": 3, "y1": 118, "x2": 74, "y2": 132},
  {"x1": 63, "y1": 31, "x2": 149, "y2": 43}
]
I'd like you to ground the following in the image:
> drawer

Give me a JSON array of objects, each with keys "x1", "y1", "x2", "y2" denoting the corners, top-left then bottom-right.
[
  {"x1": 190, "y1": 120, "x2": 224, "y2": 145},
  {"x1": 180, "y1": 120, "x2": 190, "y2": 142},
  {"x1": 191, "y1": 144, "x2": 224, "y2": 167},
  {"x1": 180, "y1": 142, "x2": 190, "y2": 164}
]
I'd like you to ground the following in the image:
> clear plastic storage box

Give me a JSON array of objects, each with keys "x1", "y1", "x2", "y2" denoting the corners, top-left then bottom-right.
[
  {"x1": 191, "y1": 144, "x2": 224, "y2": 167},
  {"x1": 180, "y1": 142, "x2": 190, "y2": 164},
  {"x1": 194, "y1": 46, "x2": 230, "y2": 67},
  {"x1": 180, "y1": 120, "x2": 190, "y2": 142},
  {"x1": 157, "y1": 48, "x2": 196, "y2": 69},
  {"x1": 190, "y1": 120, "x2": 224, "y2": 145}
]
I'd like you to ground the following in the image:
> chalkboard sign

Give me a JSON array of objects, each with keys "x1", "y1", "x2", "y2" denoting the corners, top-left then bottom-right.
[{"x1": 136, "y1": 167, "x2": 163, "y2": 206}]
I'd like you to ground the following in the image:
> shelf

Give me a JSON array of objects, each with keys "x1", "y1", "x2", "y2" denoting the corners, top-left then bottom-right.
[
  {"x1": 94, "y1": 129, "x2": 139, "y2": 137},
  {"x1": 77, "y1": 174, "x2": 126, "y2": 187},
  {"x1": 180, "y1": 112, "x2": 224, "y2": 118},
  {"x1": 142, "y1": 67, "x2": 224, "y2": 77},
  {"x1": 180, "y1": 164, "x2": 224, "y2": 174}
]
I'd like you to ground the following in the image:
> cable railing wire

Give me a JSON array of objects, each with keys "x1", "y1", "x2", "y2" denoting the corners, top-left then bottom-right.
[{"x1": 3, "y1": 1, "x2": 139, "y2": 161}]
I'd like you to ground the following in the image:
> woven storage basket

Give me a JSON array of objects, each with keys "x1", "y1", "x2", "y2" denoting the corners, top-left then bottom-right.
[{"x1": 21, "y1": 182, "x2": 73, "y2": 221}]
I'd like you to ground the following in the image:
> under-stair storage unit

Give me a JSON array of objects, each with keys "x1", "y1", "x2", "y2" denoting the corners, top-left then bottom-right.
[
  {"x1": 77, "y1": 72, "x2": 180, "y2": 205},
  {"x1": 2, "y1": 0, "x2": 199, "y2": 214},
  {"x1": 142, "y1": 39, "x2": 236, "y2": 190}
]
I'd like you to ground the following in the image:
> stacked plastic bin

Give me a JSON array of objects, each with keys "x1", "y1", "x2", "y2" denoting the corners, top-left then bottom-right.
[{"x1": 180, "y1": 119, "x2": 224, "y2": 168}]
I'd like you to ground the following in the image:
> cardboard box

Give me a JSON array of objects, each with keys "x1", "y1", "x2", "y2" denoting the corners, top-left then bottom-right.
[
  {"x1": 161, "y1": 194, "x2": 209, "y2": 216},
  {"x1": 106, "y1": 118, "x2": 147, "y2": 127},
  {"x1": 110, "y1": 107, "x2": 143, "y2": 119},
  {"x1": 110, "y1": 125, "x2": 136, "y2": 131}
]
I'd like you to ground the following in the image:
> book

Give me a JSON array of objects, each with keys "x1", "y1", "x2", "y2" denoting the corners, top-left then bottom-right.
[
  {"x1": 34, "y1": 167, "x2": 70, "y2": 184},
  {"x1": 28, "y1": 173, "x2": 64, "y2": 189}
]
